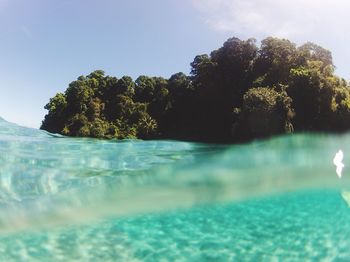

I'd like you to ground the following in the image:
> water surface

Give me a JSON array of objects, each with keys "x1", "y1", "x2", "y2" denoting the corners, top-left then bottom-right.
[{"x1": 0, "y1": 117, "x2": 349, "y2": 261}]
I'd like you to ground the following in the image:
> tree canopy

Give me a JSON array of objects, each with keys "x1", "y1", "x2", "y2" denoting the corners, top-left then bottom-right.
[{"x1": 41, "y1": 36, "x2": 350, "y2": 143}]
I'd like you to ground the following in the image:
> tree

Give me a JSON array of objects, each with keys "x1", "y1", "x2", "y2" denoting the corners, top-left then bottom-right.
[
  {"x1": 297, "y1": 42, "x2": 333, "y2": 69},
  {"x1": 254, "y1": 37, "x2": 297, "y2": 87},
  {"x1": 65, "y1": 79, "x2": 94, "y2": 115},
  {"x1": 332, "y1": 87, "x2": 350, "y2": 131},
  {"x1": 135, "y1": 75, "x2": 156, "y2": 103},
  {"x1": 210, "y1": 37, "x2": 258, "y2": 105},
  {"x1": 147, "y1": 77, "x2": 169, "y2": 131},
  {"x1": 234, "y1": 87, "x2": 294, "y2": 139},
  {"x1": 288, "y1": 61, "x2": 335, "y2": 130},
  {"x1": 41, "y1": 93, "x2": 67, "y2": 133}
]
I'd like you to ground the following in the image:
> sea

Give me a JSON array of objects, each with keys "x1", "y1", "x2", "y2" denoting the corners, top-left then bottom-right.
[{"x1": 0, "y1": 117, "x2": 349, "y2": 261}]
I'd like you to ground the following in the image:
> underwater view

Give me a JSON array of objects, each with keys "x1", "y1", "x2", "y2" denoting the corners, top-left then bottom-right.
[{"x1": 0, "y1": 117, "x2": 349, "y2": 261}]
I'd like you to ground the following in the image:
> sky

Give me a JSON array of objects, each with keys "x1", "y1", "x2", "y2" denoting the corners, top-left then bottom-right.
[{"x1": 0, "y1": 0, "x2": 349, "y2": 128}]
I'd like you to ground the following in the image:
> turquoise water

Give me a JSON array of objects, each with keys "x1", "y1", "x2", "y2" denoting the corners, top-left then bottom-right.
[{"x1": 0, "y1": 117, "x2": 349, "y2": 261}]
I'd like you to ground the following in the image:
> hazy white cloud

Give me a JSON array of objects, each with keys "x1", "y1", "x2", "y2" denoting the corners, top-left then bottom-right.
[
  {"x1": 191, "y1": 0, "x2": 350, "y2": 78},
  {"x1": 192, "y1": 0, "x2": 350, "y2": 39}
]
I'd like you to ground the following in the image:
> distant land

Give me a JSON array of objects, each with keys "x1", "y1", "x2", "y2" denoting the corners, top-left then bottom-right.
[{"x1": 41, "y1": 36, "x2": 350, "y2": 143}]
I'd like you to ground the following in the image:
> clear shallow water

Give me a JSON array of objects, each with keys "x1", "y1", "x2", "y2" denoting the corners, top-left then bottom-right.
[{"x1": 0, "y1": 117, "x2": 349, "y2": 260}]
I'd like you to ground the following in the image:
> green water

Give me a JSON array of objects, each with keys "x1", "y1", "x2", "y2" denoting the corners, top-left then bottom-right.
[{"x1": 0, "y1": 117, "x2": 349, "y2": 261}]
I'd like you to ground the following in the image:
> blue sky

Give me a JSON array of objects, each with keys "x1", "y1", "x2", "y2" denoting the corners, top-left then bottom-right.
[{"x1": 1, "y1": 0, "x2": 349, "y2": 128}]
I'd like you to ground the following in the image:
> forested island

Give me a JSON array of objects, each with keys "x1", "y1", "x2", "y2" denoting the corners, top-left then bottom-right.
[{"x1": 41, "y1": 37, "x2": 350, "y2": 143}]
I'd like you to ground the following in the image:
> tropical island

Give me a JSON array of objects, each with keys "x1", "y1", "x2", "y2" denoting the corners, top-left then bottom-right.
[{"x1": 41, "y1": 37, "x2": 350, "y2": 143}]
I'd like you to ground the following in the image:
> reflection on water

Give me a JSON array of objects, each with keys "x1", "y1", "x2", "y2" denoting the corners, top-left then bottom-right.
[{"x1": 0, "y1": 118, "x2": 350, "y2": 260}]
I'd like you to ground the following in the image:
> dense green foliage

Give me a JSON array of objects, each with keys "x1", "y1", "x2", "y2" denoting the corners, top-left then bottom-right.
[{"x1": 41, "y1": 37, "x2": 350, "y2": 142}]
